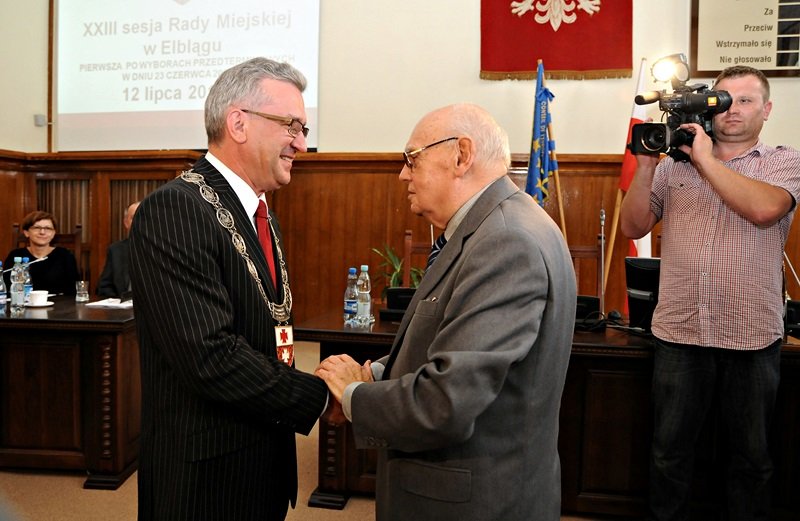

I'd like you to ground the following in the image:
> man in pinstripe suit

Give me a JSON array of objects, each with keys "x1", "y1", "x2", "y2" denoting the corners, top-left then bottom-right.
[{"x1": 129, "y1": 58, "x2": 336, "y2": 520}]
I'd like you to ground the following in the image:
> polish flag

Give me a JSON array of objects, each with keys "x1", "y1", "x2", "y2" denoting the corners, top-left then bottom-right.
[{"x1": 620, "y1": 58, "x2": 652, "y2": 257}]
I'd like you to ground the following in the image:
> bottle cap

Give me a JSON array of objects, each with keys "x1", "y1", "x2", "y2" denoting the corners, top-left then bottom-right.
[
  {"x1": 360, "y1": 264, "x2": 368, "y2": 271},
  {"x1": 14, "y1": 257, "x2": 22, "y2": 263},
  {"x1": 22, "y1": 257, "x2": 29, "y2": 263},
  {"x1": 349, "y1": 267, "x2": 357, "y2": 274}
]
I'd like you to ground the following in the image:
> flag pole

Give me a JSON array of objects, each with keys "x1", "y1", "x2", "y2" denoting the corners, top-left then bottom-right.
[
  {"x1": 604, "y1": 57, "x2": 649, "y2": 293},
  {"x1": 603, "y1": 188, "x2": 623, "y2": 291},
  {"x1": 537, "y1": 59, "x2": 568, "y2": 242}
]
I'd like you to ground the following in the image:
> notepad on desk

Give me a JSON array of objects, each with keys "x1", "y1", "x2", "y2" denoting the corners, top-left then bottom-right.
[{"x1": 85, "y1": 298, "x2": 133, "y2": 309}]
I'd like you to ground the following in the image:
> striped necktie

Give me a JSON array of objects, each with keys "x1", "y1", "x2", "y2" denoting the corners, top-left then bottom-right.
[{"x1": 426, "y1": 233, "x2": 447, "y2": 272}]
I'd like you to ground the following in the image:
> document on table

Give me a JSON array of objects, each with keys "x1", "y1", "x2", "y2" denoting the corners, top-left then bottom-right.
[{"x1": 85, "y1": 298, "x2": 133, "y2": 309}]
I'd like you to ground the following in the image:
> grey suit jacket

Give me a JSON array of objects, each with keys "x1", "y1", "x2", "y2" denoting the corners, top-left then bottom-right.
[
  {"x1": 129, "y1": 156, "x2": 328, "y2": 521},
  {"x1": 351, "y1": 176, "x2": 577, "y2": 521}
]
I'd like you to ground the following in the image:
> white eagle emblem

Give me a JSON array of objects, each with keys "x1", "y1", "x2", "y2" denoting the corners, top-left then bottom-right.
[{"x1": 510, "y1": 0, "x2": 601, "y2": 32}]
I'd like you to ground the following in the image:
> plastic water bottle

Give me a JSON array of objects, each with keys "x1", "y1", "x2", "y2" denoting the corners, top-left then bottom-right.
[
  {"x1": 356, "y1": 265, "x2": 374, "y2": 325},
  {"x1": 21, "y1": 256, "x2": 33, "y2": 305},
  {"x1": 343, "y1": 267, "x2": 359, "y2": 326},
  {"x1": 9, "y1": 257, "x2": 25, "y2": 311},
  {"x1": 0, "y1": 261, "x2": 6, "y2": 313}
]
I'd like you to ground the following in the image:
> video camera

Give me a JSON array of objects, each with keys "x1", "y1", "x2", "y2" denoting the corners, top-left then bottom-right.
[{"x1": 627, "y1": 54, "x2": 732, "y2": 162}]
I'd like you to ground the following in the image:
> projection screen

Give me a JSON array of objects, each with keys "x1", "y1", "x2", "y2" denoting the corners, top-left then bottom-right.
[{"x1": 55, "y1": 0, "x2": 319, "y2": 151}]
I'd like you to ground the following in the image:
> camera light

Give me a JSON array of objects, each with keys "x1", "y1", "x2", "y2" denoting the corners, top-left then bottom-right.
[
  {"x1": 652, "y1": 61, "x2": 676, "y2": 82},
  {"x1": 651, "y1": 53, "x2": 690, "y2": 86}
]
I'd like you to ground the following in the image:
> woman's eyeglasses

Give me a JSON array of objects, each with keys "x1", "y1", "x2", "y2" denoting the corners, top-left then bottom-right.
[{"x1": 29, "y1": 226, "x2": 55, "y2": 233}]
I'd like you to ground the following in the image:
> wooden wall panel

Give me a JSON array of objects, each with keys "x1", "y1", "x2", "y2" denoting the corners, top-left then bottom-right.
[
  {"x1": 0, "y1": 150, "x2": 198, "y2": 292},
  {"x1": 37, "y1": 178, "x2": 91, "y2": 276},
  {"x1": 273, "y1": 153, "x2": 627, "y2": 322},
  {"x1": 512, "y1": 155, "x2": 629, "y2": 319},
  {"x1": 109, "y1": 180, "x2": 164, "y2": 242},
  {"x1": 37, "y1": 178, "x2": 91, "y2": 239},
  {"x1": 272, "y1": 155, "x2": 430, "y2": 322},
  {"x1": 4, "y1": 149, "x2": 800, "y2": 327},
  {"x1": 0, "y1": 170, "x2": 32, "y2": 261}
]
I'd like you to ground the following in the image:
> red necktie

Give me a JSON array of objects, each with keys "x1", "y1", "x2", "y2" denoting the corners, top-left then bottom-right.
[{"x1": 255, "y1": 200, "x2": 277, "y2": 287}]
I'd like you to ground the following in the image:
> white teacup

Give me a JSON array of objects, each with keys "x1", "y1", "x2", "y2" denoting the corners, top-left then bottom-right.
[{"x1": 29, "y1": 290, "x2": 49, "y2": 306}]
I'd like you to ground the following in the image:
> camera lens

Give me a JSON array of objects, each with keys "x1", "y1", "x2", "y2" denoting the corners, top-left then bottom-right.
[{"x1": 640, "y1": 125, "x2": 667, "y2": 152}]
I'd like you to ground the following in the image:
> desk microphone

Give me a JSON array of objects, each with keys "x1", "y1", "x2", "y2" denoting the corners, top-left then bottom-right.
[
  {"x1": 599, "y1": 210, "x2": 606, "y2": 315},
  {"x1": 23, "y1": 256, "x2": 48, "y2": 267},
  {"x1": 2, "y1": 256, "x2": 48, "y2": 273}
]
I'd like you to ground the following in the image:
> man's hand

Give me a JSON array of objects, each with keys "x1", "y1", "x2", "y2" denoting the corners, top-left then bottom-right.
[
  {"x1": 620, "y1": 120, "x2": 662, "y2": 240},
  {"x1": 677, "y1": 122, "x2": 714, "y2": 166},
  {"x1": 315, "y1": 354, "x2": 373, "y2": 402},
  {"x1": 634, "y1": 150, "x2": 661, "y2": 172}
]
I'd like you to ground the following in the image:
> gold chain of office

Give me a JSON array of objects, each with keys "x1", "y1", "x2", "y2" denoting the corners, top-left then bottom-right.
[{"x1": 180, "y1": 170, "x2": 292, "y2": 323}]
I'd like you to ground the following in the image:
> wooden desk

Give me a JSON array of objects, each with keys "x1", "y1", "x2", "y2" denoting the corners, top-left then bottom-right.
[
  {"x1": 296, "y1": 312, "x2": 800, "y2": 520},
  {"x1": 296, "y1": 311, "x2": 398, "y2": 508},
  {"x1": 0, "y1": 297, "x2": 140, "y2": 489}
]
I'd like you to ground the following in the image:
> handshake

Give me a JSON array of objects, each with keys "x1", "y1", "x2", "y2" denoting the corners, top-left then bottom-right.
[{"x1": 315, "y1": 354, "x2": 374, "y2": 427}]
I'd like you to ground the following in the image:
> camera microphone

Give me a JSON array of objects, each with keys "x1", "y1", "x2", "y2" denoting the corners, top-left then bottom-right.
[{"x1": 635, "y1": 91, "x2": 662, "y2": 105}]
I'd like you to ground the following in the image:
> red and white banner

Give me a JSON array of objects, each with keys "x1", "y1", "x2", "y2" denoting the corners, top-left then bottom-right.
[{"x1": 480, "y1": 0, "x2": 632, "y2": 80}]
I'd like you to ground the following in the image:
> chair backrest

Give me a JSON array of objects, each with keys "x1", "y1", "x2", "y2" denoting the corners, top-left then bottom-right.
[
  {"x1": 402, "y1": 229, "x2": 432, "y2": 287},
  {"x1": 12, "y1": 222, "x2": 84, "y2": 276},
  {"x1": 569, "y1": 235, "x2": 603, "y2": 298}
]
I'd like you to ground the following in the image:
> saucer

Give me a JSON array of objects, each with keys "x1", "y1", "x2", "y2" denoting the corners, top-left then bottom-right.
[{"x1": 27, "y1": 301, "x2": 54, "y2": 308}]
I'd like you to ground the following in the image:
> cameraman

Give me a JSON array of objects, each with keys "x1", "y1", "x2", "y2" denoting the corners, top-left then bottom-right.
[{"x1": 620, "y1": 65, "x2": 800, "y2": 521}]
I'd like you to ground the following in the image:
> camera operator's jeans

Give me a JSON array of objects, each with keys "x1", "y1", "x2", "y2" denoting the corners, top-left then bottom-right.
[{"x1": 648, "y1": 338, "x2": 781, "y2": 521}]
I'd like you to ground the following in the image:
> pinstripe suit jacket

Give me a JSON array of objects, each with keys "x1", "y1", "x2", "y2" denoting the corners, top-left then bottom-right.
[
  {"x1": 129, "y1": 156, "x2": 328, "y2": 521},
  {"x1": 350, "y1": 176, "x2": 577, "y2": 521}
]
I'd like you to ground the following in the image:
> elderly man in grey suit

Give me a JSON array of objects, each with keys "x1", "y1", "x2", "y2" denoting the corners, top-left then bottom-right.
[
  {"x1": 317, "y1": 103, "x2": 577, "y2": 521},
  {"x1": 130, "y1": 58, "x2": 339, "y2": 521}
]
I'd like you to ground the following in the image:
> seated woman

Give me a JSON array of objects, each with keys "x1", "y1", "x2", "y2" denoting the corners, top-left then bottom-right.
[{"x1": 3, "y1": 211, "x2": 80, "y2": 296}]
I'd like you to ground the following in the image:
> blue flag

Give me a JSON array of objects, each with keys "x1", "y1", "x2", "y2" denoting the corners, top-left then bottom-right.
[{"x1": 525, "y1": 62, "x2": 557, "y2": 207}]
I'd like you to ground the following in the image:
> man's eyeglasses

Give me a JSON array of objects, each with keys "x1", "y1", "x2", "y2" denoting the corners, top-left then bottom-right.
[
  {"x1": 241, "y1": 109, "x2": 309, "y2": 138},
  {"x1": 29, "y1": 226, "x2": 55, "y2": 233},
  {"x1": 403, "y1": 137, "x2": 458, "y2": 169}
]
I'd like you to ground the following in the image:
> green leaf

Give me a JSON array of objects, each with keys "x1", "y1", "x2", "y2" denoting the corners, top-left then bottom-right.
[{"x1": 370, "y1": 243, "x2": 420, "y2": 291}]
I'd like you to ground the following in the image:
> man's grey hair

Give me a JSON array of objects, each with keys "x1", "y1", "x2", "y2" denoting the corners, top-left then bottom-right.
[
  {"x1": 444, "y1": 104, "x2": 511, "y2": 171},
  {"x1": 205, "y1": 57, "x2": 306, "y2": 144}
]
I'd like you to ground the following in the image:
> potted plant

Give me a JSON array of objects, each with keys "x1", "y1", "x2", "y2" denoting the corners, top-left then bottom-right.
[{"x1": 372, "y1": 244, "x2": 424, "y2": 311}]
